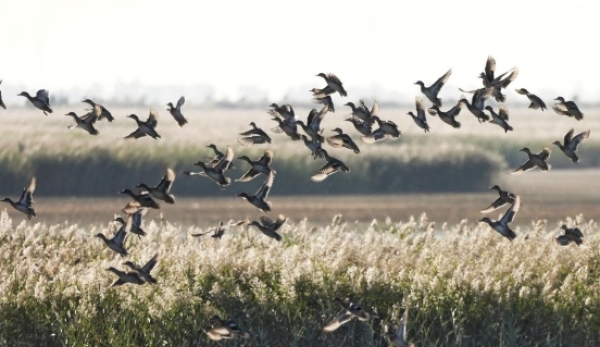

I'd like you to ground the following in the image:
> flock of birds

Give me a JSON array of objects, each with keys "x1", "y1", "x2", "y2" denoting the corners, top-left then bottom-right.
[{"x1": 0, "y1": 56, "x2": 592, "y2": 345}]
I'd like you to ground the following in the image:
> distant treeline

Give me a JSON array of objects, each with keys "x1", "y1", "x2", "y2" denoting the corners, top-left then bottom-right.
[{"x1": 0, "y1": 147, "x2": 503, "y2": 197}]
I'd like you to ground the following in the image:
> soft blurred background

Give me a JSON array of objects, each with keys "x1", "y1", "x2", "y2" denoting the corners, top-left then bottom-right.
[{"x1": 0, "y1": 0, "x2": 599, "y2": 227}]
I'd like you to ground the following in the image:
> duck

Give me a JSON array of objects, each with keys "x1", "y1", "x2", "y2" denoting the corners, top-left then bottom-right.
[
  {"x1": 311, "y1": 149, "x2": 350, "y2": 182},
  {"x1": 479, "y1": 56, "x2": 498, "y2": 88},
  {"x1": 81, "y1": 99, "x2": 114, "y2": 123},
  {"x1": 237, "y1": 171, "x2": 274, "y2": 212},
  {"x1": 113, "y1": 209, "x2": 147, "y2": 238},
  {"x1": 459, "y1": 95, "x2": 490, "y2": 123},
  {"x1": 136, "y1": 168, "x2": 176, "y2": 204},
  {"x1": 301, "y1": 135, "x2": 324, "y2": 160},
  {"x1": 313, "y1": 95, "x2": 335, "y2": 112},
  {"x1": 491, "y1": 67, "x2": 519, "y2": 102},
  {"x1": 345, "y1": 115, "x2": 373, "y2": 136},
  {"x1": 238, "y1": 122, "x2": 272, "y2": 146},
  {"x1": 484, "y1": 105, "x2": 513, "y2": 133},
  {"x1": 553, "y1": 128, "x2": 590, "y2": 163},
  {"x1": 185, "y1": 146, "x2": 234, "y2": 186},
  {"x1": 205, "y1": 316, "x2": 250, "y2": 341},
  {"x1": 427, "y1": 102, "x2": 462, "y2": 129},
  {"x1": 556, "y1": 225, "x2": 583, "y2": 246},
  {"x1": 323, "y1": 297, "x2": 370, "y2": 332},
  {"x1": 553, "y1": 97, "x2": 584, "y2": 121},
  {"x1": 236, "y1": 149, "x2": 275, "y2": 182},
  {"x1": 515, "y1": 88, "x2": 546, "y2": 110},
  {"x1": 95, "y1": 222, "x2": 128, "y2": 257},
  {"x1": 65, "y1": 112, "x2": 100, "y2": 135},
  {"x1": 479, "y1": 195, "x2": 521, "y2": 241},
  {"x1": 1, "y1": 176, "x2": 36, "y2": 220},
  {"x1": 344, "y1": 102, "x2": 371, "y2": 122},
  {"x1": 511, "y1": 147, "x2": 551, "y2": 174},
  {"x1": 326, "y1": 128, "x2": 360, "y2": 154},
  {"x1": 414, "y1": 69, "x2": 452, "y2": 107},
  {"x1": 316, "y1": 73, "x2": 347, "y2": 97},
  {"x1": 123, "y1": 253, "x2": 158, "y2": 284},
  {"x1": 361, "y1": 117, "x2": 401, "y2": 144},
  {"x1": 480, "y1": 185, "x2": 516, "y2": 214},
  {"x1": 106, "y1": 267, "x2": 144, "y2": 287},
  {"x1": 124, "y1": 109, "x2": 161, "y2": 139},
  {"x1": 270, "y1": 116, "x2": 301, "y2": 140},
  {"x1": 120, "y1": 189, "x2": 160, "y2": 213},
  {"x1": 166, "y1": 96, "x2": 187, "y2": 127},
  {"x1": 268, "y1": 103, "x2": 296, "y2": 124},
  {"x1": 191, "y1": 221, "x2": 233, "y2": 239},
  {"x1": 19, "y1": 89, "x2": 52, "y2": 115},
  {"x1": 385, "y1": 308, "x2": 414, "y2": 347},
  {"x1": 248, "y1": 214, "x2": 287, "y2": 241},
  {"x1": 407, "y1": 97, "x2": 430, "y2": 133},
  {"x1": 204, "y1": 144, "x2": 236, "y2": 170},
  {"x1": 295, "y1": 106, "x2": 329, "y2": 142}
]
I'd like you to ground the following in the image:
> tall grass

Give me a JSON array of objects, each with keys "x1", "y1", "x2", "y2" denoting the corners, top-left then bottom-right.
[{"x1": 0, "y1": 211, "x2": 599, "y2": 346}]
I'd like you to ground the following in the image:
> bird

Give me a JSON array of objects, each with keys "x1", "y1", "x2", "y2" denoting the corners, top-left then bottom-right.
[
  {"x1": 113, "y1": 209, "x2": 147, "y2": 238},
  {"x1": 323, "y1": 297, "x2": 370, "y2": 332},
  {"x1": 185, "y1": 146, "x2": 234, "y2": 186},
  {"x1": 0, "y1": 80, "x2": 5, "y2": 110},
  {"x1": 106, "y1": 267, "x2": 144, "y2": 287},
  {"x1": 65, "y1": 112, "x2": 100, "y2": 135},
  {"x1": 204, "y1": 144, "x2": 236, "y2": 170},
  {"x1": 511, "y1": 147, "x2": 552, "y2": 174},
  {"x1": 238, "y1": 122, "x2": 272, "y2": 146},
  {"x1": 326, "y1": 128, "x2": 360, "y2": 154},
  {"x1": 311, "y1": 149, "x2": 350, "y2": 182},
  {"x1": 95, "y1": 218, "x2": 129, "y2": 257},
  {"x1": 248, "y1": 214, "x2": 287, "y2": 241},
  {"x1": 301, "y1": 135, "x2": 324, "y2": 160},
  {"x1": 385, "y1": 308, "x2": 414, "y2": 347},
  {"x1": 313, "y1": 95, "x2": 335, "y2": 112},
  {"x1": 479, "y1": 56, "x2": 499, "y2": 88},
  {"x1": 361, "y1": 117, "x2": 401, "y2": 144},
  {"x1": 553, "y1": 129, "x2": 590, "y2": 163},
  {"x1": 236, "y1": 149, "x2": 275, "y2": 182},
  {"x1": 205, "y1": 316, "x2": 250, "y2": 341},
  {"x1": 345, "y1": 115, "x2": 373, "y2": 136},
  {"x1": 268, "y1": 103, "x2": 296, "y2": 124},
  {"x1": 124, "y1": 109, "x2": 161, "y2": 139},
  {"x1": 407, "y1": 97, "x2": 430, "y2": 133},
  {"x1": 480, "y1": 185, "x2": 516, "y2": 214},
  {"x1": 484, "y1": 105, "x2": 513, "y2": 133},
  {"x1": 556, "y1": 225, "x2": 583, "y2": 246},
  {"x1": 458, "y1": 96, "x2": 490, "y2": 123},
  {"x1": 414, "y1": 69, "x2": 452, "y2": 107},
  {"x1": 270, "y1": 116, "x2": 301, "y2": 141},
  {"x1": 237, "y1": 171, "x2": 275, "y2": 212},
  {"x1": 120, "y1": 189, "x2": 160, "y2": 213},
  {"x1": 1, "y1": 176, "x2": 36, "y2": 220},
  {"x1": 123, "y1": 253, "x2": 158, "y2": 284},
  {"x1": 515, "y1": 88, "x2": 546, "y2": 110},
  {"x1": 136, "y1": 168, "x2": 176, "y2": 204},
  {"x1": 344, "y1": 101, "x2": 371, "y2": 122},
  {"x1": 166, "y1": 96, "x2": 187, "y2": 127},
  {"x1": 19, "y1": 89, "x2": 52, "y2": 115},
  {"x1": 490, "y1": 67, "x2": 519, "y2": 102},
  {"x1": 315, "y1": 73, "x2": 347, "y2": 97},
  {"x1": 296, "y1": 106, "x2": 329, "y2": 142},
  {"x1": 427, "y1": 101, "x2": 462, "y2": 129},
  {"x1": 81, "y1": 99, "x2": 114, "y2": 123},
  {"x1": 479, "y1": 195, "x2": 521, "y2": 241},
  {"x1": 553, "y1": 97, "x2": 584, "y2": 121},
  {"x1": 191, "y1": 221, "x2": 242, "y2": 239}
]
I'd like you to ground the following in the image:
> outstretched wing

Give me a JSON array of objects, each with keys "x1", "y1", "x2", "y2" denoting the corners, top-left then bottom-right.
[
  {"x1": 430, "y1": 69, "x2": 452, "y2": 95},
  {"x1": 147, "y1": 109, "x2": 159, "y2": 128},
  {"x1": 498, "y1": 105, "x2": 509, "y2": 120},
  {"x1": 370, "y1": 100, "x2": 380, "y2": 117},
  {"x1": 141, "y1": 253, "x2": 158, "y2": 273},
  {"x1": 480, "y1": 197, "x2": 510, "y2": 214},
  {"x1": 124, "y1": 128, "x2": 147, "y2": 140},
  {"x1": 259, "y1": 149, "x2": 274, "y2": 166},
  {"x1": 36, "y1": 89, "x2": 50, "y2": 105},
  {"x1": 500, "y1": 195, "x2": 521, "y2": 225},
  {"x1": 510, "y1": 160, "x2": 536, "y2": 175},
  {"x1": 571, "y1": 130, "x2": 590, "y2": 150},
  {"x1": 563, "y1": 128, "x2": 575, "y2": 146},
  {"x1": 176, "y1": 96, "x2": 185, "y2": 109},
  {"x1": 157, "y1": 168, "x2": 176, "y2": 193},
  {"x1": 415, "y1": 97, "x2": 427, "y2": 121},
  {"x1": 214, "y1": 146, "x2": 234, "y2": 173},
  {"x1": 539, "y1": 147, "x2": 552, "y2": 161},
  {"x1": 19, "y1": 176, "x2": 36, "y2": 206},
  {"x1": 485, "y1": 56, "x2": 496, "y2": 82},
  {"x1": 255, "y1": 171, "x2": 274, "y2": 200},
  {"x1": 323, "y1": 310, "x2": 352, "y2": 332},
  {"x1": 271, "y1": 214, "x2": 287, "y2": 231}
]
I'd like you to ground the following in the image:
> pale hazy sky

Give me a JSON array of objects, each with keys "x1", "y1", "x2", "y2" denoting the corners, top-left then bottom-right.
[{"x1": 1, "y1": 0, "x2": 599, "y2": 102}]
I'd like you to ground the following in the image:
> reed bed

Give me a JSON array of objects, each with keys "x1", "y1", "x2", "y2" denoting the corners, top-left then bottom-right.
[{"x1": 0, "y1": 212, "x2": 599, "y2": 346}]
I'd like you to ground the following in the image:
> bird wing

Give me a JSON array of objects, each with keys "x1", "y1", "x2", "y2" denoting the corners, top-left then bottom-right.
[
  {"x1": 157, "y1": 168, "x2": 176, "y2": 193},
  {"x1": 124, "y1": 128, "x2": 147, "y2": 140},
  {"x1": 147, "y1": 109, "x2": 159, "y2": 128},
  {"x1": 176, "y1": 96, "x2": 185, "y2": 109},
  {"x1": 237, "y1": 168, "x2": 261, "y2": 183},
  {"x1": 81, "y1": 111, "x2": 99, "y2": 124},
  {"x1": 480, "y1": 197, "x2": 510, "y2": 214},
  {"x1": 19, "y1": 176, "x2": 36, "y2": 206},
  {"x1": 430, "y1": 69, "x2": 452, "y2": 95},
  {"x1": 370, "y1": 100, "x2": 380, "y2": 117},
  {"x1": 415, "y1": 97, "x2": 427, "y2": 121},
  {"x1": 122, "y1": 200, "x2": 142, "y2": 215},
  {"x1": 498, "y1": 105, "x2": 509, "y2": 120},
  {"x1": 113, "y1": 225, "x2": 128, "y2": 246},
  {"x1": 485, "y1": 56, "x2": 496, "y2": 82},
  {"x1": 214, "y1": 146, "x2": 234, "y2": 173},
  {"x1": 141, "y1": 253, "x2": 158, "y2": 273},
  {"x1": 552, "y1": 104, "x2": 569, "y2": 116},
  {"x1": 237, "y1": 136, "x2": 265, "y2": 146},
  {"x1": 306, "y1": 108, "x2": 318, "y2": 126},
  {"x1": 271, "y1": 214, "x2": 287, "y2": 231},
  {"x1": 446, "y1": 101, "x2": 463, "y2": 118},
  {"x1": 563, "y1": 128, "x2": 575, "y2": 146},
  {"x1": 99, "y1": 105, "x2": 114, "y2": 122},
  {"x1": 499, "y1": 68, "x2": 519, "y2": 88},
  {"x1": 36, "y1": 89, "x2": 50, "y2": 105},
  {"x1": 260, "y1": 215, "x2": 275, "y2": 227},
  {"x1": 259, "y1": 149, "x2": 274, "y2": 166},
  {"x1": 326, "y1": 136, "x2": 345, "y2": 148},
  {"x1": 510, "y1": 160, "x2": 536, "y2": 175},
  {"x1": 255, "y1": 171, "x2": 274, "y2": 200},
  {"x1": 539, "y1": 147, "x2": 552, "y2": 161},
  {"x1": 323, "y1": 310, "x2": 353, "y2": 332},
  {"x1": 571, "y1": 130, "x2": 590, "y2": 150},
  {"x1": 311, "y1": 86, "x2": 335, "y2": 98},
  {"x1": 326, "y1": 73, "x2": 343, "y2": 86},
  {"x1": 500, "y1": 195, "x2": 521, "y2": 225},
  {"x1": 133, "y1": 208, "x2": 146, "y2": 226}
]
